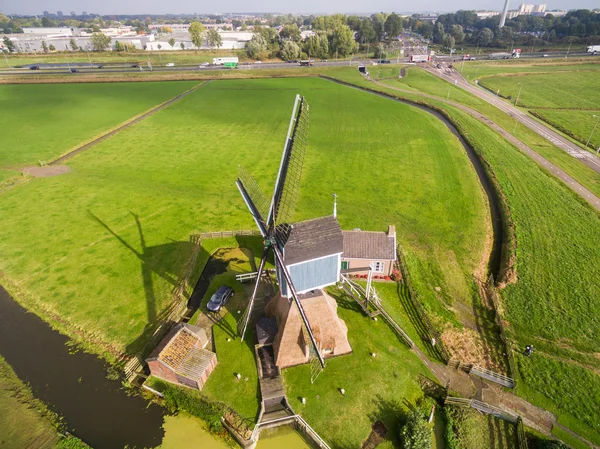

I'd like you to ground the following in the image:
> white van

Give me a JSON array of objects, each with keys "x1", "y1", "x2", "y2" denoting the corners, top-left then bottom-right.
[{"x1": 166, "y1": 62, "x2": 175, "y2": 67}]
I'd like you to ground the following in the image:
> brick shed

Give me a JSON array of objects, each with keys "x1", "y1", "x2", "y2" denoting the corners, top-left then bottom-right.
[{"x1": 146, "y1": 323, "x2": 217, "y2": 390}]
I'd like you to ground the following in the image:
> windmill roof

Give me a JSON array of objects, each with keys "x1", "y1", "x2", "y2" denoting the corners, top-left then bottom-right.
[
  {"x1": 342, "y1": 229, "x2": 396, "y2": 260},
  {"x1": 283, "y1": 216, "x2": 343, "y2": 265}
]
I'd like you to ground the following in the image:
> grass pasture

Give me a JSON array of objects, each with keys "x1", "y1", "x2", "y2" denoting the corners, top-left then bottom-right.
[
  {"x1": 0, "y1": 77, "x2": 487, "y2": 362},
  {"x1": 0, "y1": 81, "x2": 198, "y2": 170},
  {"x1": 531, "y1": 108, "x2": 600, "y2": 149}
]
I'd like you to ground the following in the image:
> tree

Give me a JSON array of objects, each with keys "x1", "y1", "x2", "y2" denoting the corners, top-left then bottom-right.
[
  {"x1": 41, "y1": 40, "x2": 48, "y2": 53},
  {"x1": 399, "y1": 409, "x2": 432, "y2": 449},
  {"x1": 3, "y1": 36, "x2": 15, "y2": 52},
  {"x1": 49, "y1": 44, "x2": 55, "y2": 51},
  {"x1": 477, "y1": 28, "x2": 494, "y2": 46},
  {"x1": 189, "y1": 21, "x2": 206, "y2": 49},
  {"x1": 384, "y1": 13, "x2": 403, "y2": 40},
  {"x1": 358, "y1": 18, "x2": 378, "y2": 43},
  {"x1": 303, "y1": 33, "x2": 329, "y2": 59},
  {"x1": 373, "y1": 43, "x2": 386, "y2": 59},
  {"x1": 206, "y1": 29, "x2": 222, "y2": 48},
  {"x1": 168, "y1": 37, "x2": 176, "y2": 49},
  {"x1": 180, "y1": 42, "x2": 185, "y2": 50},
  {"x1": 443, "y1": 34, "x2": 456, "y2": 50},
  {"x1": 157, "y1": 44, "x2": 162, "y2": 50},
  {"x1": 245, "y1": 34, "x2": 267, "y2": 59},
  {"x1": 332, "y1": 24, "x2": 358, "y2": 57},
  {"x1": 90, "y1": 32, "x2": 111, "y2": 51},
  {"x1": 69, "y1": 38, "x2": 78, "y2": 50},
  {"x1": 371, "y1": 13, "x2": 387, "y2": 41},
  {"x1": 114, "y1": 40, "x2": 123, "y2": 51},
  {"x1": 433, "y1": 22, "x2": 445, "y2": 44},
  {"x1": 280, "y1": 40, "x2": 301, "y2": 60},
  {"x1": 41, "y1": 17, "x2": 54, "y2": 27},
  {"x1": 280, "y1": 23, "x2": 301, "y2": 42},
  {"x1": 450, "y1": 24, "x2": 465, "y2": 44}
]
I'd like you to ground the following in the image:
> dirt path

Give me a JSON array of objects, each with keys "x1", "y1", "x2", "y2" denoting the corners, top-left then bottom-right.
[{"x1": 49, "y1": 82, "x2": 206, "y2": 165}]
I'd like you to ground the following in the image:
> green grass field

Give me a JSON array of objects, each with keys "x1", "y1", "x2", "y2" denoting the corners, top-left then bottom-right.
[
  {"x1": 0, "y1": 356, "x2": 59, "y2": 449},
  {"x1": 322, "y1": 67, "x2": 600, "y2": 443},
  {"x1": 531, "y1": 109, "x2": 600, "y2": 149},
  {"x1": 0, "y1": 77, "x2": 487, "y2": 362},
  {"x1": 284, "y1": 288, "x2": 431, "y2": 449},
  {"x1": 445, "y1": 404, "x2": 518, "y2": 449},
  {"x1": 0, "y1": 81, "x2": 198, "y2": 171}
]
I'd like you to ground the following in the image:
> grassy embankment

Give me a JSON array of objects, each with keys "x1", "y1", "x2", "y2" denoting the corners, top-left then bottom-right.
[
  {"x1": 476, "y1": 69, "x2": 600, "y2": 150},
  {"x1": 0, "y1": 81, "x2": 198, "y2": 182},
  {"x1": 371, "y1": 64, "x2": 600, "y2": 198},
  {"x1": 322, "y1": 67, "x2": 600, "y2": 445}
]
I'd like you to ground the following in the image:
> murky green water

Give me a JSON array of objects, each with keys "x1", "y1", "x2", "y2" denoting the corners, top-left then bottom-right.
[{"x1": 159, "y1": 414, "x2": 311, "y2": 449}]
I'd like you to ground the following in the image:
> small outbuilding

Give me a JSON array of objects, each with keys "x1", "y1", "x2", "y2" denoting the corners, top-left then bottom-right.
[
  {"x1": 146, "y1": 323, "x2": 217, "y2": 390},
  {"x1": 341, "y1": 225, "x2": 397, "y2": 276}
]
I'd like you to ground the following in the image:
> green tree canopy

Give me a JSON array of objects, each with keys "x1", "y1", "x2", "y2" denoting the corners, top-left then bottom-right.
[
  {"x1": 280, "y1": 23, "x2": 301, "y2": 42},
  {"x1": 189, "y1": 21, "x2": 206, "y2": 49},
  {"x1": 90, "y1": 32, "x2": 111, "y2": 51},
  {"x1": 332, "y1": 24, "x2": 358, "y2": 57},
  {"x1": 280, "y1": 40, "x2": 301, "y2": 60},
  {"x1": 168, "y1": 37, "x2": 176, "y2": 48},
  {"x1": 384, "y1": 13, "x2": 403, "y2": 40},
  {"x1": 450, "y1": 24, "x2": 465, "y2": 43},
  {"x1": 246, "y1": 34, "x2": 267, "y2": 59},
  {"x1": 206, "y1": 29, "x2": 222, "y2": 48},
  {"x1": 3, "y1": 35, "x2": 15, "y2": 52},
  {"x1": 477, "y1": 27, "x2": 494, "y2": 46},
  {"x1": 69, "y1": 38, "x2": 78, "y2": 50},
  {"x1": 303, "y1": 33, "x2": 329, "y2": 59},
  {"x1": 41, "y1": 40, "x2": 48, "y2": 53}
]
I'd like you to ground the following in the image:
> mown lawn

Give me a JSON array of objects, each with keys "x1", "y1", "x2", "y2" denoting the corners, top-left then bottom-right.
[
  {"x1": 0, "y1": 356, "x2": 59, "y2": 449},
  {"x1": 283, "y1": 288, "x2": 431, "y2": 449},
  {"x1": 0, "y1": 81, "x2": 198, "y2": 168},
  {"x1": 322, "y1": 67, "x2": 600, "y2": 444},
  {"x1": 0, "y1": 77, "x2": 487, "y2": 361},
  {"x1": 478, "y1": 70, "x2": 600, "y2": 109}
]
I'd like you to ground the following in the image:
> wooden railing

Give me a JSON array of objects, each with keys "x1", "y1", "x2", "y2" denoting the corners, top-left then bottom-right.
[
  {"x1": 195, "y1": 229, "x2": 261, "y2": 240},
  {"x1": 294, "y1": 415, "x2": 332, "y2": 449},
  {"x1": 445, "y1": 396, "x2": 519, "y2": 423},
  {"x1": 470, "y1": 365, "x2": 516, "y2": 389}
]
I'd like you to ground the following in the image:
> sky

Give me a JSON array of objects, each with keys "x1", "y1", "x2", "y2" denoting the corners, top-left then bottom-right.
[{"x1": 1, "y1": 0, "x2": 597, "y2": 16}]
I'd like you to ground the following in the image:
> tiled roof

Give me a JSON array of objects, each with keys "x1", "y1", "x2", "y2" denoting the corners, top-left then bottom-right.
[
  {"x1": 283, "y1": 216, "x2": 343, "y2": 265},
  {"x1": 151, "y1": 324, "x2": 214, "y2": 381},
  {"x1": 342, "y1": 230, "x2": 396, "y2": 260}
]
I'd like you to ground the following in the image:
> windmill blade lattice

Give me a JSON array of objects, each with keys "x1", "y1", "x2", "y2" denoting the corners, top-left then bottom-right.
[
  {"x1": 237, "y1": 246, "x2": 270, "y2": 339},
  {"x1": 271, "y1": 97, "x2": 310, "y2": 244},
  {"x1": 238, "y1": 166, "x2": 270, "y2": 231}
]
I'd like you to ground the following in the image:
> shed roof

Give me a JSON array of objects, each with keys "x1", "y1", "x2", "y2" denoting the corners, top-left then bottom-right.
[
  {"x1": 342, "y1": 229, "x2": 396, "y2": 260},
  {"x1": 148, "y1": 323, "x2": 214, "y2": 381},
  {"x1": 283, "y1": 216, "x2": 343, "y2": 265}
]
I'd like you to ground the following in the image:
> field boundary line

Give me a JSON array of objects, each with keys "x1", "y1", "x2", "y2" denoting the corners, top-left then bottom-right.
[{"x1": 47, "y1": 81, "x2": 207, "y2": 165}]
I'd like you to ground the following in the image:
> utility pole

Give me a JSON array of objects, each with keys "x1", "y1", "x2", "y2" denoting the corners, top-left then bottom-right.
[
  {"x1": 515, "y1": 82, "x2": 523, "y2": 106},
  {"x1": 586, "y1": 114, "x2": 600, "y2": 148}
]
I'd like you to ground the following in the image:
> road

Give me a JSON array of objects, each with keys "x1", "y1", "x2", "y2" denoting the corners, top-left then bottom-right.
[{"x1": 425, "y1": 61, "x2": 600, "y2": 174}]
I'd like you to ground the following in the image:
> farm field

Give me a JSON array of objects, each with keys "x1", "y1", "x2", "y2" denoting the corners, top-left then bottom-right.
[
  {"x1": 0, "y1": 81, "x2": 198, "y2": 171},
  {"x1": 322, "y1": 68, "x2": 600, "y2": 443},
  {"x1": 0, "y1": 356, "x2": 59, "y2": 449},
  {"x1": 531, "y1": 108, "x2": 600, "y2": 149},
  {"x1": 460, "y1": 59, "x2": 600, "y2": 80},
  {"x1": 0, "y1": 77, "x2": 487, "y2": 360}
]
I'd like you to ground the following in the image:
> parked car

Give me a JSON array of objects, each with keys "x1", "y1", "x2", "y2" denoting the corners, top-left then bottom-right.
[
  {"x1": 97, "y1": 65, "x2": 104, "y2": 69},
  {"x1": 436, "y1": 63, "x2": 442, "y2": 69},
  {"x1": 469, "y1": 57, "x2": 476, "y2": 60},
  {"x1": 70, "y1": 68, "x2": 79, "y2": 73},
  {"x1": 131, "y1": 64, "x2": 139, "y2": 68},
  {"x1": 380, "y1": 59, "x2": 391, "y2": 64},
  {"x1": 199, "y1": 62, "x2": 210, "y2": 66},
  {"x1": 166, "y1": 62, "x2": 175, "y2": 67},
  {"x1": 254, "y1": 61, "x2": 262, "y2": 64},
  {"x1": 321, "y1": 59, "x2": 328, "y2": 62},
  {"x1": 542, "y1": 54, "x2": 550, "y2": 58},
  {"x1": 206, "y1": 286, "x2": 234, "y2": 312},
  {"x1": 30, "y1": 65, "x2": 40, "y2": 70}
]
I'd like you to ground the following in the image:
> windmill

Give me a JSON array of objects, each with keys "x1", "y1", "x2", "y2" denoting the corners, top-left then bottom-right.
[{"x1": 235, "y1": 94, "x2": 327, "y2": 382}]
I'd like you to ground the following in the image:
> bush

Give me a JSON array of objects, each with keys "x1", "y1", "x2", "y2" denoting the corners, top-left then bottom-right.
[{"x1": 399, "y1": 408, "x2": 432, "y2": 449}]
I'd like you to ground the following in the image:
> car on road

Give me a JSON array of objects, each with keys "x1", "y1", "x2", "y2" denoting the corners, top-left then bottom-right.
[
  {"x1": 30, "y1": 65, "x2": 40, "y2": 70},
  {"x1": 542, "y1": 54, "x2": 550, "y2": 58},
  {"x1": 206, "y1": 286, "x2": 234, "y2": 312},
  {"x1": 254, "y1": 61, "x2": 262, "y2": 64},
  {"x1": 321, "y1": 59, "x2": 328, "y2": 62},
  {"x1": 380, "y1": 60, "x2": 392, "y2": 64},
  {"x1": 131, "y1": 64, "x2": 139, "y2": 68},
  {"x1": 469, "y1": 57, "x2": 476, "y2": 60},
  {"x1": 166, "y1": 62, "x2": 175, "y2": 67},
  {"x1": 97, "y1": 65, "x2": 104, "y2": 69},
  {"x1": 436, "y1": 63, "x2": 442, "y2": 68},
  {"x1": 198, "y1": 62, "x2": 210, "y2": 67},
  {"x1": 69, "y1": 68, "x2": 79, "y2": 73}
]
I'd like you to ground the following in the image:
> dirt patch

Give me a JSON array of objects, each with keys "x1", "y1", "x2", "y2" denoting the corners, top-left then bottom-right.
[
  {"x1": 23, "y1": 165, "x2": 71, "y2": 178},
  {"x1": 362, "y1": 420, "x2": 388, "y2": 449},
  {"x1": 442, "y1": 327, "x2": 505, "y2": 373}
]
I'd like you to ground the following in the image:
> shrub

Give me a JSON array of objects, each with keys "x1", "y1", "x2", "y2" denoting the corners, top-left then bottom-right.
[{"x1": 399, "y1": 408, "x2": 432, "y2": 449}]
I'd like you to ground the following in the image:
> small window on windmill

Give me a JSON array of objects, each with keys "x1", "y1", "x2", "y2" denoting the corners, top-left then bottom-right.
[{"x1": 358, "y1": 65, "x2": 366, "y2": 74}]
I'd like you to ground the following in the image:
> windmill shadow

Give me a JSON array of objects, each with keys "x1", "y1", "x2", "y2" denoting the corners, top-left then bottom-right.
[{"x1": 88, "y1": 211, "x2": 201, "y2": 355}]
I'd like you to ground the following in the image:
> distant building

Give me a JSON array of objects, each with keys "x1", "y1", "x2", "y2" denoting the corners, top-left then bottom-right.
[
  {"x1": 22, "y1": 27, "x2": 77, "y2": 36},
  {"x1": 146, "y1": 323, "x2": 217, "y2": 391}
]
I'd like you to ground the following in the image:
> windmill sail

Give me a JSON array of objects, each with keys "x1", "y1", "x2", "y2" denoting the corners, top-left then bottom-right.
[{"x1": 268, "y1": 95, "x2": 310, "y2": 244}]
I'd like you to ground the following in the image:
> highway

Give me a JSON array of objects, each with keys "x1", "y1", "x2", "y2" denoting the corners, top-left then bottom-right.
[{"x1": 425, "y1": 60, "x2": 600, "y2": 174}]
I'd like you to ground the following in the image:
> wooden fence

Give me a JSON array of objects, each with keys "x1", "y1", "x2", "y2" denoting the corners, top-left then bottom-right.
[
  {"x1": 470, "y1": 365, "x2": 516, "y2": 389},
  {"x1": 485, "y1": 274, "x2": 518, "y2": 386},
  {"x1": 396, "y1": 245, "x2": 451, "y2": 362},
  {"x1": 195, "y1": 229, "x2": 261, "y2": 240}
]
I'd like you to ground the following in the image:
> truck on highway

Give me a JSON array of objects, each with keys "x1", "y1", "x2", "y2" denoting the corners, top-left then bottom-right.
[
  {"x1": 299, "y1": 60, "x2": 313, "y2": 66},
  {"x1": 587, "y1": 45, "x2": 600, "y2": 55},
  {"x1": 489, "y1": 49, "x2": 521, "y2": 60},
  {"x1": 410, "y1": 54, "x2": 430, "y2": 62},
  {"x1": 212, "y1": 57, "x2": 239, "y2": 67}
]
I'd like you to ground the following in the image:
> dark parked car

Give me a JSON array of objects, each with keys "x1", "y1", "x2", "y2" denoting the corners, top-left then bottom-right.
[
  {"x1": 30, "y1": 65, "x2": 40, "y2": 70},
  {"x1": 70, "y1": 68, "x2": 79, "y2": 73},
  {"x1": 380, "y1": 59, "x2": 392, "y2": 64},
  {"x1": 131, "y1": 64, "x2": 139, "y2": 68},
  {"x1": 97, "y1": 65, "x2": 104, "y2": 69},
  {"x1": 206, "y1": 286, "x2": 234, "y2": 312}
]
